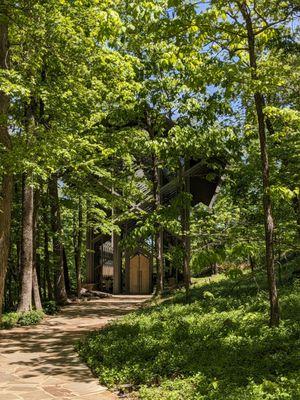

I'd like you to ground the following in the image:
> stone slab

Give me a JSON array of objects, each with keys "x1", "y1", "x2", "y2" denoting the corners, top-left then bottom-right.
[{"x1": 0, "y1": 296, "x2": 150, "y2": 400}]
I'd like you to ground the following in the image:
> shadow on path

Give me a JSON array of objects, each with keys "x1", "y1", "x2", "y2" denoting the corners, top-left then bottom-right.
[{"x1": 0, "y1": 295, "x2": 150, "y2": 400}]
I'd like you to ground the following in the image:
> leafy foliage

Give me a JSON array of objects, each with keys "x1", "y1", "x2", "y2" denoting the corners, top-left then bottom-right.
[
  {"x1": 17, "y1": 310, "x2": 45, "y2": 326},
  {"x1": 77, "y1": 260, "x2": 300, "y2": 399},
  {"x1": 0, "y1": 312, "x2": 19, "y2": 329},
  {"x1": 42, "y1": 301, "x2": 60, "y2": 315},
  {"x1": 0, "y1": 310, "x2": 44, "y2": 329}
]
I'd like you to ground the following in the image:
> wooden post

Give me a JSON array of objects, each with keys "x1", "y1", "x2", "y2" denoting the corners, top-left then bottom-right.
[
  {"x1": 112, "y1": 229, "x2": 122, "y2": 294},
  {"x1": 149, "y1": 239, "x2": 154, "y2": 293},
  {"x1": 86, "y1": 227, "x2": 94, "y2": 284},
  {"x1": 124, "y1": 223, "x2": 130, "y2": 294},
  {"x1": 99, "y1": 242, "x2": 103, "y2": 291},
  {"x1": 156, "y1": 228, "x2": 164, "y2": 294},
  {"x1": 125, "y1": 249, "x2": 130, "y2": 294}
]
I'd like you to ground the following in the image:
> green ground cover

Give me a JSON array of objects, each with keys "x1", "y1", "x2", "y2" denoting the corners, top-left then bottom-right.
[
  {"x1": 0, "y1": 301, "x2": 60, "y2": 329},
  {"x1": 77, "y1": 262, "x2": 300, "y2": 400},
  {"x1": 0, "y1": 310, "x2": 44, "y2": 329}
]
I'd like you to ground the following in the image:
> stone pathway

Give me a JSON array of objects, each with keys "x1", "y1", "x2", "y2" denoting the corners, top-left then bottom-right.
[{"x1": 0, "y1": 295, "x2": 150, "y2": 400}]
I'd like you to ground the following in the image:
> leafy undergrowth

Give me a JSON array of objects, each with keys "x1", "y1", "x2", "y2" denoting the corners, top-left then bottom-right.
[
  {"x1": 0, "y1": 310, "x2": 45, "y2": 329},
  {"x1": 77, "y1": 262, "x2": 300, "y2": 400},
  {"x1": 42, "y1": 300, "x2": 60, "y2": 315}
]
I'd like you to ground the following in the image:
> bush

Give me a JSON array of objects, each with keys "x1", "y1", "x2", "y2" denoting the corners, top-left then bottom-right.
[
  {"x1": 0, "y1": 312, "x2": 19, "y2": 329},
  {"x1": 43, "y1": 300, "x2": 60, "y2": 315},
  {"x1": 18, "y1": 310, "x2": 44, "y2": 326},
  {"x1": 0, "y1": 310, "x2": 44, "y2": 329}
]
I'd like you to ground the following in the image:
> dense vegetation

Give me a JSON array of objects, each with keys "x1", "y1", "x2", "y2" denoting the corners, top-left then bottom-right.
[
  {"x1": 0, "y1": 309, "x2": 44, "y2": 329},
  {"x1": 77, "y1": 260, "x2": 300, "y2": 400},
  {"x1": 0, "y1": 0, "x2": 299, "y2": 397}
]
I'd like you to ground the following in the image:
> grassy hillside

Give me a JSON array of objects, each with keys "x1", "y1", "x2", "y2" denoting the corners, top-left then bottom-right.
[{"x1": 77, "y1": 262, "x2": 300, "y2": 400}]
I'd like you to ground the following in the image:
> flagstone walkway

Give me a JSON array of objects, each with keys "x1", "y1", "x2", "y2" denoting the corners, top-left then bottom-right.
[{"x1": 0, "y1": 295, "x2": 150, "y2": 400}]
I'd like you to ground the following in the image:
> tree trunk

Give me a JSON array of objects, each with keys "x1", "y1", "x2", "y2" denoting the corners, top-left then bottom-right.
[
  {"x1": 124, "y1": 223, "x2": 130, "y2": 294},
  {"x1": 125, "y1": 250, "x2": 130, "y2": 294},
  {"x1": 153, "y1": 157, "x2": 164, "y2": 294},
  {"x1": 249, "y1": 255, "x2": 256, "y2": 272},
  {"x1": 32, "y1": 190, "x2": 42, "y2": 310},
  {"x1": 6, "y1": 264, "x2": 13, "y2": 311},
  {"x1": 240, "y1": 1, "x2": 279, "y2": 327},
  {"x1": 32, "y1": 265, "x2": 42, "y2": 310},
  {"x1": 112, "y1": 215, "x2": 122, "y2": 294},
  {"x1": 42, "y1": 197, "x2": 53, "y2": 300},
  {"x1": 0, "y1": 173, "x2": 13, "y2": 316},
  {"x1": 156, "y1": 228, "x2": 164, "y2": 294},
  {"x1": 180, "y1": 162, "x2": 191, "y2": 298},
  {"x1": 292, "y1": 192, "x2": 300, "y2": 243},
  {"x1": 18, "y1": 174, "x2": 34, "y2": 312},
  {"x1": 49, "y1": 174, "x2": 67, "y2": 304},
  {"x1": 211, "y1": 263, "x2": 218, "y2": 275},
  {"x1": 86, "y1": 223, "x2": 94, "y2": 284},
  {"x1": 16, "y1": 234, "x2": 21, "y2": 300},
  {"x1": 44, "y1": 228, "x2": 52, "y2": 300},
  {"x1": 18, "y1": 95, "x2": 39, "y2": 312},
  {"x1": 0, "y1": 16, "x2": 13, "y2": 318},
  {"x1": 63, "y1": 246, "x2": 71, "y2": 294},
  {"x1": 74, "y1": 197, "x2": 83, "y2": 297}
]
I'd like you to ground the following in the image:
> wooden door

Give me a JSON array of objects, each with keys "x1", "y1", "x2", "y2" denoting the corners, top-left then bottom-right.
[{"x1": 129, "y1": 254, "x2": 150, "y2": 294}]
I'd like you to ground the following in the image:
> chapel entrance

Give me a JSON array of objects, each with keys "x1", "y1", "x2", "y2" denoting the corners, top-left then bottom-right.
[{"x1": 129, "y1": 253, "x2": 151, "y2": 294}]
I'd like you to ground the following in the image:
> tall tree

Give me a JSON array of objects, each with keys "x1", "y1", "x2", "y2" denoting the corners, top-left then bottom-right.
[
  {"x1": 49, "y1": 174, "x2": 67, "y2": 304},
  {"x1": 32, "y1": 189, "x2": 42, "y2": 309},
  {"x1": 43, "y1": 198, "x2": 53, "y2": 300},
  {"x1": 17, "y1": 174, "x2": 34, "y2": 312},
  {"x1": 74, "y1": 197, "x2": 83, "y2": 297},
  {"x1": 17, "y1": 98, "x2": 39, "y2": 312},
  {"x1": 154, "y1": 156, "x2": 164, "y2": 295},
  {"x1": 172, "y1": 0, "x2": 297, "y2": 326},
  {"x1": 0, "y1": 9, "x2": 13, "y2": 318},
  {"x1": 237, "y1": 0, "x2": 279, "y2": 327},
  {"x1": 180, "y1": 161, "x2": 191, "y2": 297}
]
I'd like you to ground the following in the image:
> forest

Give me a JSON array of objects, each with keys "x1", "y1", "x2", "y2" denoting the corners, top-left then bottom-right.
[{"x1": 0, "y1": 1, "x2": 299, "y2": 399}]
